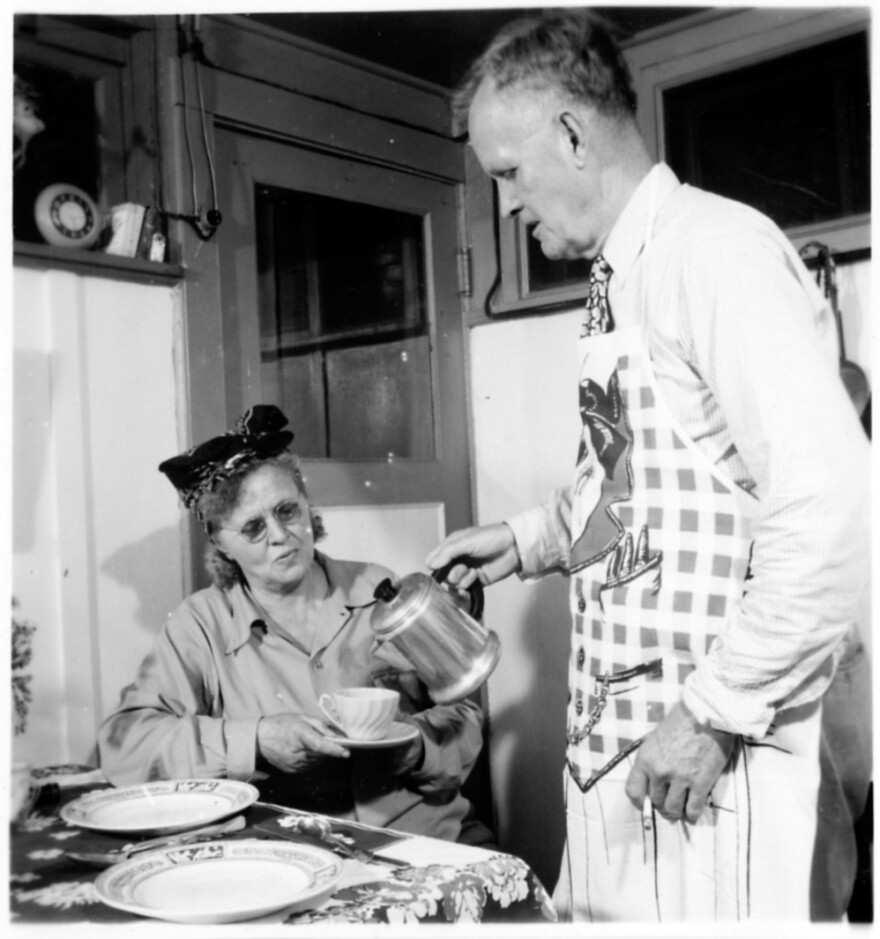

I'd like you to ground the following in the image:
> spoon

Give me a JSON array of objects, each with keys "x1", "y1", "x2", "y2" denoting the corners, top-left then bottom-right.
[
  {"x1": 65, "y1": 814, "x2": 247, "y2": 867},
  {"x1": 276, "y1": 812, "x2": 374, "y2": 861}
]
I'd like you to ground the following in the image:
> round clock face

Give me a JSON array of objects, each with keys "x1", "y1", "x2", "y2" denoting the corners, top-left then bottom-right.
[
  {"x1": 53, "y1": 196, "x2": 91, "y2": 235},
  {"x1": 34, "y1": 184, "x2": 102, "y2": 249}
]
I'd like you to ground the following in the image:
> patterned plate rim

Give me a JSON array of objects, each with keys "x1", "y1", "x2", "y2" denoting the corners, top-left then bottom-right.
[
  {"x1": 60, "y1": 779, "x2": 260, "y2": 833},
  {"x1": 94, "y1": 838, "x2": 344, "y2": 923}
]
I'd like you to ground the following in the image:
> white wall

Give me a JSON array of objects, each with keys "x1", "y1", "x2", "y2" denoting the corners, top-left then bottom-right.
[
  {"x1": 318, "y1": 503, "x2": 445, "y2": 577},
  {"x1": 837, "y1": 258, "x2": 872, "y2": 383},
  {"x1": 12, "y1": 266, "x2": 185, "y2": 767},
  {"x1": 469, "y1": 309, "x2": 581, "y2": 890}
]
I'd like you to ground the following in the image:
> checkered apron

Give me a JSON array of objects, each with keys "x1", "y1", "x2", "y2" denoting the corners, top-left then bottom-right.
[
  {"x1": 553, "y1": 322, "x2": 830, "y2": 921},
  {"x1": 565, "y1": 322, "x2": 755, "y2": 785}
]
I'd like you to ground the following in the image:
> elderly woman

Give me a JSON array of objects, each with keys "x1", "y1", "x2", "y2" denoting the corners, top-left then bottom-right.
[{"x1": 98, "y1": 405, "x2": 492, "y2": 844}]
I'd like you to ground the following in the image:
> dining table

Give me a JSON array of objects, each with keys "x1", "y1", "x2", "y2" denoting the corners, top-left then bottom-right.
[{"x1": 9, "y1": 765, "x2": 557, "y2": 928}]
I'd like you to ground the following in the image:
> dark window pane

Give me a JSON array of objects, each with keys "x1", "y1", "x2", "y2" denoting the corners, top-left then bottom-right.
[
  {"x1": 664, "y1": 32, "x2": 869, "y2": 229},
  {"x1": 255, "y1": 185, "x2": 433, "y2": 460}
]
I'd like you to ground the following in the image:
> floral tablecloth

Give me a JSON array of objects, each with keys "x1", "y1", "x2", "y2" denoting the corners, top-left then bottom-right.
[{"x1": 9, "y1": 781, "x2": 556, "y2": 926}]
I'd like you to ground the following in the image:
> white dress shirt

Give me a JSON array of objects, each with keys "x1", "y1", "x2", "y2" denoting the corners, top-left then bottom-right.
[{"x1": 508, "y1": 163, "x2": 870, "y2": 738}]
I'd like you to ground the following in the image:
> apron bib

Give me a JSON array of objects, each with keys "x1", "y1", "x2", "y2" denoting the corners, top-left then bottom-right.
[{"x1": 555, "y1": 320, "x2": 828, "y2": 921}]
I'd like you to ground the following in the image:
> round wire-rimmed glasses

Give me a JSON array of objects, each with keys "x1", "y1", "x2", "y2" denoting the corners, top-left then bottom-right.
[{"x1": 218, "y1": 499, "x2": 306, "y2": 543}]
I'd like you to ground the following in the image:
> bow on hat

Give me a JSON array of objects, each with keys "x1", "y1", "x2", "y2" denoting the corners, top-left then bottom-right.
[{"x1": 159, "y1": 405, "x2": 294, "y2": 517}]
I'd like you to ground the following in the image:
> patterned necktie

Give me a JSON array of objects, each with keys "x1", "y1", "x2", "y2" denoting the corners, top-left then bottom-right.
[{"x1": 581, "y1": 254, "x2": 613, "y2": 338}]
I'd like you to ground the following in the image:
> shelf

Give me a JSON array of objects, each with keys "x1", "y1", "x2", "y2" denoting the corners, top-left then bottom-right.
[{"x1": 13, "y1": 241, "x2": 184, "y2": 285}]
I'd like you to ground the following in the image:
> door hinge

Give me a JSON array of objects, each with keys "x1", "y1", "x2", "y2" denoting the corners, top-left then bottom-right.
[{"x1": 457, "y1": 246, "x2": 473, "y2": 298}]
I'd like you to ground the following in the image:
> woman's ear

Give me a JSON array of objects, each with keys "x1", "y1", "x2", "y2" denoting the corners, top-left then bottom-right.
[{"x1": 209, "y1": 537, "x2": 234, "y2": 562}]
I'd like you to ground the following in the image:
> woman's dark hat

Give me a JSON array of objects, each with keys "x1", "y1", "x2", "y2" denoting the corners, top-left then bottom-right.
[{"x1": 159, "y1": 404, "x2": 294, "y2": 516}]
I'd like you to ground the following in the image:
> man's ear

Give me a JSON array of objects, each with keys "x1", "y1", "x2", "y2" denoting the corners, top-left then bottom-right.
[{"x1": 558, "y1": 110, "x2": 589, "y2": 166}]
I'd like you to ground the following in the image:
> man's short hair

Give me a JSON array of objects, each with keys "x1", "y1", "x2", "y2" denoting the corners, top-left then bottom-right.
[{"x1": 453, "y1": 10, "x2": 636, "y2": 131}]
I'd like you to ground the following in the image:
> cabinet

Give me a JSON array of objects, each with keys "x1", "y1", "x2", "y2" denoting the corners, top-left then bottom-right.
[{"x1": 13, "y1": 15, "x2": 162, "y2": 246}]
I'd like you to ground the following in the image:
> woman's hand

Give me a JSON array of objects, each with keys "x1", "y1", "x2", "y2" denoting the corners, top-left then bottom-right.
[
  {"x1": 425, "y1": 523, "x2": 521, "y2": 589},
  {"x1": 257, "y1": 714, "x2": 350, "y2": 773}
]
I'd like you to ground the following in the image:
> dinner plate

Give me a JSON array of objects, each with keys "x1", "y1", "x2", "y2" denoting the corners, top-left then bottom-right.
[
  {"x1": 95, "y1": 838, "x2": 343, "y2": 924},
  {"x1": 323, "y1": 720, "x2": 420, "y2": 749},
  {"x1": 60, "y1": 779, "x2": 259, "y2": 836}
]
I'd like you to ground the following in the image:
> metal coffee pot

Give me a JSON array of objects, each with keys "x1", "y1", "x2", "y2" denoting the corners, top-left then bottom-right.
[{"x1": 371, "y1": 562, "x2": 501, "y2": 704}]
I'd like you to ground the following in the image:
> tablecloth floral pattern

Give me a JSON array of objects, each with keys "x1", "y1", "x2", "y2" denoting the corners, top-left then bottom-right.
[
  {"x1": 287, "y1": 855, "x2": 554, "y2": 924},
  {"x1": 10, "y1": 785, "x2": 557, "y2": 926}
]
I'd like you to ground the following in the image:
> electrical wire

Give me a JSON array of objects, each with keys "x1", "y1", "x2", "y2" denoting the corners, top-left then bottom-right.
[
  {"x1": 150, "y1": 22, "x2": 164, "y2": 210},
  {"x1": 161, "y1": 14, "x2": 221, "y2": 240},
  {"x1": 194, "y1": 43, "x2": 218, "y2": 214},
  {"x1": 178, "y1": 25, "x2": 199, "y2": 215},
  {"x1": 483, "y1": 181, "x2": 502, "y2": 317}
]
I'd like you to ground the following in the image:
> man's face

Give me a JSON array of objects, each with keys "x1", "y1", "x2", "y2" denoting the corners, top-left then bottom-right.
[{"x1": 468, "y1": 80, "x2": 604, "y2": 261}]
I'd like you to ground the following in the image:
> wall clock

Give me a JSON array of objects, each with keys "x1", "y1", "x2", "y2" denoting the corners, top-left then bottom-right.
[{"x1": 34, "y1": 183, "x2": 102, "y2": 249}]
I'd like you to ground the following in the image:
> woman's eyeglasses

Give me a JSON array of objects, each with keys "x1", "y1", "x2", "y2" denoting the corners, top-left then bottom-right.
[{"x1": 219, "y1": 500, "x2": 306, "y2": 544}]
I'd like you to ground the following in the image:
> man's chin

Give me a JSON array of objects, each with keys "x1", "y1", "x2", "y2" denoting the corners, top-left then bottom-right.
[
  {"x1": 541, "y1": 244, "x2": 580, "y2": 262},
  {"x1": 539, "y1": 242, "x2": 565, "y2": 261}
]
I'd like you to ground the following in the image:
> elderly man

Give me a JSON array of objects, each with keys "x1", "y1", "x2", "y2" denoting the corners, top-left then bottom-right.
[{"x1": 427, "y1": 10, "x2": 871, "y2": 923}]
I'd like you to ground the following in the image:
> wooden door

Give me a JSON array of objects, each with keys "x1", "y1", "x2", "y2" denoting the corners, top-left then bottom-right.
[{"x1": 214, "y1": 128, "x2": 474, "y2": 534}]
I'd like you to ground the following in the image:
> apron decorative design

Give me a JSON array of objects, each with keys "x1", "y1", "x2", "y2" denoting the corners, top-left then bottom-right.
[
  {"x1": 570, "y1": 255, "x2": 634, "y2": 572},
  {"x1": 570, "y1": 373, "x2": 633, "y2": 571}
]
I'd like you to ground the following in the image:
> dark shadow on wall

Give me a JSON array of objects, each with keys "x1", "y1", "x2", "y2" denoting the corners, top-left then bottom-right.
[
  {"x1": 101, "y1": 526, "x2": 187, "y2": 639},
  {"x1": 486, "y1": 575, "x2": 571, "y2": 894}
]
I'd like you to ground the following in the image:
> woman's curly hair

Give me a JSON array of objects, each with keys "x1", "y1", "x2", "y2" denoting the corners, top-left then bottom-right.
[{"x1": 197, "y1": 452, "x2": 326, "y2": 589}]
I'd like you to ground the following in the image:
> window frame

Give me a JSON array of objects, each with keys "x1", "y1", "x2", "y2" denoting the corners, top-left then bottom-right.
[{"x1": 626, "y1": 6, "x2": 870, "y2": 257}]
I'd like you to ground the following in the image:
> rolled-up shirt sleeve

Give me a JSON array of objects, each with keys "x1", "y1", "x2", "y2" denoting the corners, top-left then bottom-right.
[
  {"x1": 668, "y1": 232, "x2": 870, "y2": 737},
  {"x1": 506, "y1": 487, "x2": 575, "y2": 579}
]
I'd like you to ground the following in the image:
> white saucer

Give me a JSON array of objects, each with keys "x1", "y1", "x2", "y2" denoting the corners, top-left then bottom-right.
[{"x1": 323, "y1": 721, "x2": 420, "y2": 749}]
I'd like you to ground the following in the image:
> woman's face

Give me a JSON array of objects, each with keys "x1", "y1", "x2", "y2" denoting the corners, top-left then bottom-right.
[{"x1": 213, "y1": 463, "x2": 316, "y2": 595}]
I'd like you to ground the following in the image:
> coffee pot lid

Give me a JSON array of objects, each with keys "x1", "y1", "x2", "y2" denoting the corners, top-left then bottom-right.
[{"x1": 371, "y1": 572, "x2": 438, "y2": 640}]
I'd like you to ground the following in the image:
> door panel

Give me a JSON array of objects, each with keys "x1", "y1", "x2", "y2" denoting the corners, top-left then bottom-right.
[{"x1": 215, "y1": 128, "x2": 473, "y2": 533}]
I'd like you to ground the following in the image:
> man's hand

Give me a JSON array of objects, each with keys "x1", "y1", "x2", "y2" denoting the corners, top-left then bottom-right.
[
  {"x1": 624, "y1": 701, "x2": 736, "y2": 823},
  {"x1": 425, "y1": 522, "x2": 521, "y2": 590},
  {"x1": 257, "y1": 714, "x2": 350, "y2": 773}
]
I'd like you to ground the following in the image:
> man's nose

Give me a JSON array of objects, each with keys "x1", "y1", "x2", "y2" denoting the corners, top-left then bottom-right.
[{"x1": 497, "y1": 180, "x2": 522, "y2": 219}]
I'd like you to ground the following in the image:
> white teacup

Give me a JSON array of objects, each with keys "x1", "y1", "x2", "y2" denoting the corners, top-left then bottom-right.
[{"x1": 318, "y1": 687, "x2": 399, "y2": 740}]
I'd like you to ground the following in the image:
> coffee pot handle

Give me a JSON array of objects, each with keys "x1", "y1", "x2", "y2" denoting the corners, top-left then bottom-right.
[{"x1": 431, "y1": 558, "x2": 485, "y2": 621}]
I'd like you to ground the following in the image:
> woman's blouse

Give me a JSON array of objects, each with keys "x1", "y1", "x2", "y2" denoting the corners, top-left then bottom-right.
[{"x1": 98, "y1": 554, "x2": 486, "y2": 840}]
